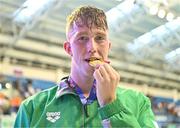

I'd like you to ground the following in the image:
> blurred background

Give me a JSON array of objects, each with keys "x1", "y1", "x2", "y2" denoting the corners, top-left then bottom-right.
[{"x1": 0, "y1": 0, "x2": 179, "y2": 127}]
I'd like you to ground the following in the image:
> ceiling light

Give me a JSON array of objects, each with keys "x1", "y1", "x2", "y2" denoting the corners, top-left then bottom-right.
[
  {"x1": 5, "y1": 83, "x2": 11, "y2": 89},
  {"x1": 166, "y1": 12, "x2": 174, "y2": 21},
  {"x1": 165, "y1": 48, "x2": 180, "y2": 67},
  {"x1": 13, "y1": 0, "x2": 56, "y2": 24},
  {"x1": 165, "y1": 48, "x2": 179, "y2": 60},
  {"x1": 158, "y1": 9, "x2": 166, "y2": 18},
  {"x1": 149, "y1": 5, "x2": 159, "y2": 15},
  {"x1": 127, "y1": 18, "x2": 179, "y2": 59},
  {"x1": 106, "y1": 0, "x2": 142, "y2": 32}
]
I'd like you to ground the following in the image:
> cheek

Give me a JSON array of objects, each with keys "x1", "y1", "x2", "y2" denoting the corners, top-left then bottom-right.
[
  {"x1": 72, "y1": 45, "x2": 86, "y2": 56},
  {"x1": 71, "y1": 43, "x2": 79, "y2": 53},
  {"x1": 98, "y1": 45, "x2": 109, "y2": 53}
]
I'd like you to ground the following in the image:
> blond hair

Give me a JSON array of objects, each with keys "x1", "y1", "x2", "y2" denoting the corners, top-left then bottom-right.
[{"x1": 66, "y1": 6, "x2": 108, "y2": 38}]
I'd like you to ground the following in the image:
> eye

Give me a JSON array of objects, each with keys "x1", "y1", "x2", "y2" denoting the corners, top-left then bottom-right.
[
  {"x1": 78, "y1": 36, "x2": 88, "y2": 42},
  {"x1": 95, "y1": 35, "x2": 106, "y2": 41}
]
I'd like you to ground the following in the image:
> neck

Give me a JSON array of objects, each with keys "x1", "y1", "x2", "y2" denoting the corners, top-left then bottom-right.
[{"x1": 70, "y1": 68, "x2": 94, "y2": 96}]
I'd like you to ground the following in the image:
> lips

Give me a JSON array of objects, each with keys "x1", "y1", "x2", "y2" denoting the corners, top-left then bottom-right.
[
  {"x1": 89, "y1": 59, "x2": 103, "y2": 67},
  {"x1": 84, "y1": 57, "x2": 111, "y2": 67},
  {"x1": 85, "y1": 57, "x2": 102, "y2": 62}
]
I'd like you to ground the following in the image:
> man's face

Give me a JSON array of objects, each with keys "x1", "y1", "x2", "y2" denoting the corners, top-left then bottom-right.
[{"x1": 65, "y1": 23, "x2": 111, "y2": 76}]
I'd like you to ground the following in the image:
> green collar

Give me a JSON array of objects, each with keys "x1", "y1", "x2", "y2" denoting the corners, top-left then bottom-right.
[{"x1": 56, "y1": 83, "x2": 77, "y2": 98}]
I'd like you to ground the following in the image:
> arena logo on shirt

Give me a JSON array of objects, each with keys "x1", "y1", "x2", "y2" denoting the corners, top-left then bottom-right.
[{"x1": 46, "y1": 112, "x2": 61, "y2": 123}]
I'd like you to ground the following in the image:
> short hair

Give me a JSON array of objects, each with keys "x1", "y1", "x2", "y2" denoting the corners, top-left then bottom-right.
[{"x1": 66, "y1": 6, "x2": 108, "y2": 38}]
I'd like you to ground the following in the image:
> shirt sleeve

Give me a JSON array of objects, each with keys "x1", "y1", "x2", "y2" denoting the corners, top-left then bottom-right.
[
  {"x1": 14, "y1": 103, "x2": 31, "y2": 128},
  {"x1": 98, "y1": 92, "x2": 156, "y2": 128}
]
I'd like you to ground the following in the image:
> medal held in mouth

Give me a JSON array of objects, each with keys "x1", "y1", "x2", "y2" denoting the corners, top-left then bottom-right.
[{"x1": 89, "y1": 59, "x2": 110, "y2": 67}]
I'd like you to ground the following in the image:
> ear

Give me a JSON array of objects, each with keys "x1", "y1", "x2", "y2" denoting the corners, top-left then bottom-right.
[
  {"x1": 108, "y1": 41, "x2": 111, "y2": 50},
  {"x1": 64, "y1": 41, "x2": 73, "y2": 56}
]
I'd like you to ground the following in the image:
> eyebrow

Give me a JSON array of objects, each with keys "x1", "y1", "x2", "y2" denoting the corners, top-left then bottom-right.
[
  {"x1": 69, "y1": 28, "x2": 107, "y2": 40},
  {"x1": 76, "y1": 31, "x2": 106, "y2": 37},
  {"x1": 76, "y1": 31, "x2": 88, "y2": 36},
  {"x1": 95, "y1": 32, "x2": 106, "y2": 36}
]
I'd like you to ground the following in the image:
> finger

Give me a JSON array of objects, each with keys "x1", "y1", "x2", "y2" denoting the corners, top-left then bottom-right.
[
  {"x1": 104, "y1": 64, "x2": 120, "y2": 84},
  {"x1": 98, "y1": 64, "x2": 109, "y2": 79},
  {"x1": 103, "y1": 63, "x2": 116, "y2": 78},
  {"x1": 93, "y1": 69, "x2": 103, "y2": 81}
]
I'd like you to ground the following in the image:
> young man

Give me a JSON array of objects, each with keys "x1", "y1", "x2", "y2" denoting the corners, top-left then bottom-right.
[{"x1": 14, "y1": 6, "x2": 156, "y2": 127}]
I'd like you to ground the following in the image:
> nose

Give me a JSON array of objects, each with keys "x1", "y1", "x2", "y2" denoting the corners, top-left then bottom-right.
[{"x1": 87, "y1": 38, "x2": 97, "y2": 54}]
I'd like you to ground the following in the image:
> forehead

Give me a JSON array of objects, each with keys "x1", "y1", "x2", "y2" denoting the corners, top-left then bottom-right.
[{"x1": 68, "y1": 23, "x2": 108, "y2": 38}]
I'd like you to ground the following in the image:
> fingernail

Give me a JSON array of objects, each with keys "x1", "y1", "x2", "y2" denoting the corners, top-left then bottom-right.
[
  {"x1": 95, "y1": 64, "x2": 100, "y2": 69},
  {"x1": 104, "y1": 60, "x2": 110, "y2": 64}
]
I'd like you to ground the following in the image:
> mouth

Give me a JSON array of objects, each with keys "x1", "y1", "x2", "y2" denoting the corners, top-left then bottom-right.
[
  {"x1": 85, "y1": 57, "x2": 104, "y2": 67},
  {"x1": 84, "y1": 57, "x2": 102, "y2": 63}
]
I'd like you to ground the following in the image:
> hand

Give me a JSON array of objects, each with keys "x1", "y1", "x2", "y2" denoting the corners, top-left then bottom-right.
[{"x1": 93, "y1": 63, "x2": 120, "y2": 107}]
